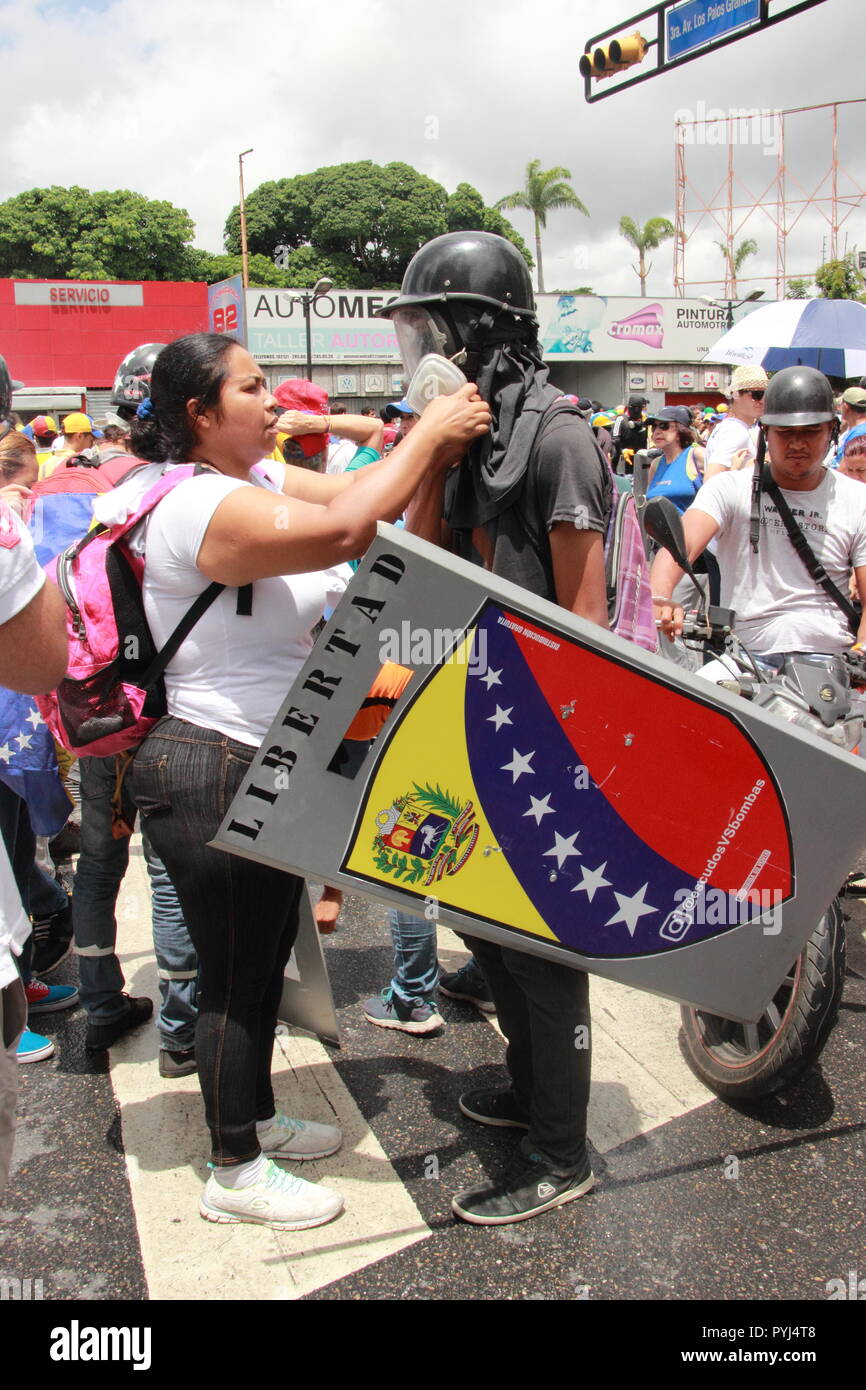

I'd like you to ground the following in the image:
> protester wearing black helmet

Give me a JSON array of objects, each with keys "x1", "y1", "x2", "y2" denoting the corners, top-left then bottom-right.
[
  {"x1": 111, "y1": 343, "x2": 167, "y2": 423},
  {"x1": 379, "y1": 230, "x2": 611, "y2": 1225},
  {"x1": 651, "y1": 365, "x2": 866, "y2": 657}
]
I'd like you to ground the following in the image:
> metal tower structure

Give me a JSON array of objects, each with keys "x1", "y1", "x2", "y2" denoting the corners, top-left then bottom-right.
[{"x1": 673, "y1": 99, "x2": 866, "y2": 299}]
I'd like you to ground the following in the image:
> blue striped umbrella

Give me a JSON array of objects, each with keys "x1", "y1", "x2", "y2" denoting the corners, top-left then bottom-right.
[{"x1": 703, "y1": 298, "x2": 866, "y2": 379}]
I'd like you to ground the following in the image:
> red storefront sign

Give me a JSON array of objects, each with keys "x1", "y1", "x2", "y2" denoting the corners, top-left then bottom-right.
[{"x1": 0, "y1": 278, "x2": 208, "y2": 387}]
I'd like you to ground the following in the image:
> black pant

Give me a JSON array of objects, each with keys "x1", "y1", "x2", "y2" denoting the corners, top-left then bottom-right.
[
  {"x1": 130, "y1": 718, "x2": 302, "y2": 1166},
  {"x1": 463, "y1": 933, "x2": 591, "y2": 1174}
]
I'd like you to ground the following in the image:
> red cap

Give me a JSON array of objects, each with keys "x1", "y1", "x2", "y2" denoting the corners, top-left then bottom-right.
[{"x1": 273, "y1": 378, "x2": 330, "y2": 459}]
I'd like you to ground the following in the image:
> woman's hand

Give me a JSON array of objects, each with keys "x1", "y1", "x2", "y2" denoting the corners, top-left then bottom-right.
[
  {"x1": 0, "y1": 483, "x2": 34, "y2": 518},
  {"x1": 276, "y1": 410, "x2": 328, "y2": 437},
  {"x1": 730, "y1": 447, "x2": 753, "y2": 471},
  {"x1": 414, "y1": 384, "x2": 491, "y2": 465},
  {"x1": 652, "y1": 596, "x2": 685, "y2": 639}
]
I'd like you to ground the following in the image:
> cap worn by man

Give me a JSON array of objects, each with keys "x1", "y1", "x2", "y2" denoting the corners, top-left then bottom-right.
[
  {"x1": 841, "y1": 387, "x2": 866, "y2": 410},
  {"x1": 272, "y1": 379, "x2": 330, "y2": 459}
]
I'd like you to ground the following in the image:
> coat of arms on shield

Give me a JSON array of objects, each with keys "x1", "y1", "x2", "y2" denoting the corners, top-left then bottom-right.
[{"x1": 373, "y1": 783, "x2": 479, "y2": 887}]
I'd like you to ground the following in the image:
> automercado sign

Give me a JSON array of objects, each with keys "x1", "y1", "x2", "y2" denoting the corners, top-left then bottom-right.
[
  {"x1": 246, "y1": 289, "x2": 401, "y2": 362},
  {"x1": 14, "y1": 281, "x2": 144, "y2": 307}
]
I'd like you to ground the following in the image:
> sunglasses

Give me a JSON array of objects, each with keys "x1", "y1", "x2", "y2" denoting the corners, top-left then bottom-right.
[
  {"x1": 650, "y1": 420, "x2": 675, "y2": 429},
  {"x1": 739, "y1": 389, "x2": 765, "y2": 401}
]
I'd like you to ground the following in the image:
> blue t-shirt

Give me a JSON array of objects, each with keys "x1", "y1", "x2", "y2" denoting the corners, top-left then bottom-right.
[{"x1": 646, "y1": 446, "x2": 701, "y2": 514}]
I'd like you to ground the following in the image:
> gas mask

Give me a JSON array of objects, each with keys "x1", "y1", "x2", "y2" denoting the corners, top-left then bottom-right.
[{"x1": 391, "y1": 307, "x2": 469, "y2": 414}]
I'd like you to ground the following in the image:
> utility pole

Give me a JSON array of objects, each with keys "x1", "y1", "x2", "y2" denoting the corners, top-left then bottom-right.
[{"x1": 239, "y1": 148, "x2": 254, "y2": 289}]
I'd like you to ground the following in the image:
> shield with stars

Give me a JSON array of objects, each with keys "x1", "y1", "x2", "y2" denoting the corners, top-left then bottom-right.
[{"x1": 211, "y1": 526, "x2": 866, "y2": 1023}]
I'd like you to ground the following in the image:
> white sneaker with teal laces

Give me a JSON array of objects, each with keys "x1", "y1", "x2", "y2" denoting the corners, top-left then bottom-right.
[
  {"x1": 257, "y1": 1112, "x2": 343, "y2": 1161},
  {"x1": 199, "y1": 1159, "x2": 344, "y2": 1230}
]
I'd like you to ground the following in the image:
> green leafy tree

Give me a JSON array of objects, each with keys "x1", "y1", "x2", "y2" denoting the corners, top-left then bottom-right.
[
  {"x1": 185, "y1": 249, "x2": 291, "y2": 287},
  {"x1": 714, "y1": 237, "x2": 758, "y2": 296},
  {"x1": 495, "y1": 160, "x2": 589, "y2": 294},
  {"x1": 784, "y1": 277, "x2": 813, "y2": 299},
  {"x1": 444, "y1": 183, "x2": 532, "y2": 268},
  {"x1": 814, "y1": 252, "x2": 866, "y2": 301},
  {"x1": 0, "y1": 186, "x2": 196, "y2": 280},
  {"x1": 225, "y1": 162, "x2": 526, "y2": 288},
  {"x1": 618, "y1": 215, "x2": 675, "y2": 295}
]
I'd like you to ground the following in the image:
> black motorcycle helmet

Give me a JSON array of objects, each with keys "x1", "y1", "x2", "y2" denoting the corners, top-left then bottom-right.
[
  {"x1": 760, "y1": 365, "x2": 836, "y2": 427},
  {"x1": 378, "y1": 232, "x2": 537, "y2": 378},
  {"x1": 111, "y1": 343, "x2": 166, "y2": 420}
]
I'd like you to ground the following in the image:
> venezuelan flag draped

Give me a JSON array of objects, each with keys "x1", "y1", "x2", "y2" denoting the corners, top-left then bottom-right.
[{"x1": 344, "y1": 602, "x2": 793, "y2": 959}]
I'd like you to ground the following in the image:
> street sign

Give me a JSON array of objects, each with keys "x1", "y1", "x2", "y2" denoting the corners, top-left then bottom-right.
[
  {"x1": 583, "y1": 0, "x2": 828, "y2": 102},
  {"x1": 666, "y1": 0, "x2": 760, "y2": 62},
  {"x1": 212, "y1": 527, "x2": 866, "y2": 1025}
]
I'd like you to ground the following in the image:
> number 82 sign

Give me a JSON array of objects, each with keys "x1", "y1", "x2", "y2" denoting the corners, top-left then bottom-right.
[{"x1": 207, "y1": 275, "x2": 247, "y2": 346}]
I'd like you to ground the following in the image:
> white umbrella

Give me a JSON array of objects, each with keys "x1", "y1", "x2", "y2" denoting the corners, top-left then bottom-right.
[{"x1": 703, "y1": 298, "x2": 866, "y2": 379}]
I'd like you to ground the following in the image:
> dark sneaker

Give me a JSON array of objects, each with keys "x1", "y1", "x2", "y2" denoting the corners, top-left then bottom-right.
[
  {"x1": 458, "y1": 1087, "x2": 529, "y2": 1129},
  {"x1": 438, "y1": 960, "x2": 496, "y2": 1013},
  {"x1": 362, "y1": 988, "x2": 444, "y2": 1035},
  {"x1": 452, "y1": 1153, "x2": 595, "y2": 1226},
  {"x1": 85, "y1": 995, "x2": 153, "y2": 1052},
  {"x1": 31, "y1": 903, "x2": 73, "y2": 976},
  {"x1": 159, "y1": 1047, "x2": 197, "y2": 1078}
]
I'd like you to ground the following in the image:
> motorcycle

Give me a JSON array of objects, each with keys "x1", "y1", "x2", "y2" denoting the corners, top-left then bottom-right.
[{"x1": 644, "y1": 497, "x2": 865, "y2": 1101}]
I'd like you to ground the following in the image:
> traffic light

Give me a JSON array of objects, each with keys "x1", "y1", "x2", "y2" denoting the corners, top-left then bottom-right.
[{"x1": 580, "y1": 31, "x2": 649, "y2": 79}]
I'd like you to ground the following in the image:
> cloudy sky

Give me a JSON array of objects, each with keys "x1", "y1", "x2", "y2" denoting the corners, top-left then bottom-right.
[{"x1": 1, "y1": 0, "x2": 862, "y2": 297}]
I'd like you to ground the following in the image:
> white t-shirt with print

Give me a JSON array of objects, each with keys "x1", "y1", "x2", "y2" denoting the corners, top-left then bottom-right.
[
  {"x1": 703, "y1": 416, "x2": 758, "y2": 472},
  {"x1": 139, "y1": 470, "x2": 349, "y2": 746},
  {"x1": 691, "y1": 466, "x2": 866, "y2": 655},
  {"x1": 0, "y1": 511, "x2": 43, "y2": 987}
]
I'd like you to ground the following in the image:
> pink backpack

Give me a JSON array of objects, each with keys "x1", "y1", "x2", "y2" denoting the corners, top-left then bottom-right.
[
  {"x1": 604, "y1": 473, "x2": 659, "y2": 653},
  {"x1": 36, "y1": 467, "x2": 226, "y2": 757}
]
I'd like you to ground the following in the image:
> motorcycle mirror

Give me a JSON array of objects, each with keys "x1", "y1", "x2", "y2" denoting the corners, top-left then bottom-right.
[
  {"x1": 644, "y1": 498, "x2": 691, "y2": 570},
  {"x1": 644, "y1": 496, "x2": 711, "y2": 627}
]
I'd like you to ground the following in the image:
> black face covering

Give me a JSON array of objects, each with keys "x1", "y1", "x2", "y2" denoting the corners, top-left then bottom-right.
[{"x1": 443, "y1": 310, "x2": 562, "y2": 531}]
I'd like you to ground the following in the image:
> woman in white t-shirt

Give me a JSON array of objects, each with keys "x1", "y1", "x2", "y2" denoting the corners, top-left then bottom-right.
[{"x1": 126, "y1": 333, "x2": 489, "y2": 1233}]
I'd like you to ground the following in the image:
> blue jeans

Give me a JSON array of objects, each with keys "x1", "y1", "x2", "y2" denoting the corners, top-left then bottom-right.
[
  {"x1": 129, "y1": 718, "x2": 303, "y2": 1166},
  {"x1": 29, "y1": 862, "x2": 68, "y2": 919},
  {"x1": 388, "y1": 909, "x2": 439, "y2": 1006},
  {"x1": 73, "y1": 755, "x2": 198, "y2": 1048}
]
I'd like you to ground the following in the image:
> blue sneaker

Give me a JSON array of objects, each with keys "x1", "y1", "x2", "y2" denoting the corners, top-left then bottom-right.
[
  {"x1": 362, "y1": 988, "x2": 444, "y2": 1035},
  {"x1": 25, "y1": 979, "x2": 79, "y2": 1014},
  {"x1": 17, "y1": 1028, "x2": 55, "y2": 1064}
]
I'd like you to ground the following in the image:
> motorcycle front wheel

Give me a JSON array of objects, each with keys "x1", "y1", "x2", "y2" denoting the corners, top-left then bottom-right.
[{"x1": 678, "y1": 900, "x2": 846, "y2": 1102}]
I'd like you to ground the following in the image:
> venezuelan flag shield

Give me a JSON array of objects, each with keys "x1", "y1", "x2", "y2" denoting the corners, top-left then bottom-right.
[{"x1": 343, "y1": 601, "x2": 793, "y2": 959}]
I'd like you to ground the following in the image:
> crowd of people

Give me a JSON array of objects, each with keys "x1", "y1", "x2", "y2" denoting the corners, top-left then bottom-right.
[{"x1": 2, "y1": 229, "x2": 866, "y2": 1235}]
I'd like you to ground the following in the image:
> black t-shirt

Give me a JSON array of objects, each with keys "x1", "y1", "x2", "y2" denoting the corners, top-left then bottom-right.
[{"x1": 449, "y1": 408, "x2": 612, "y2": 603}]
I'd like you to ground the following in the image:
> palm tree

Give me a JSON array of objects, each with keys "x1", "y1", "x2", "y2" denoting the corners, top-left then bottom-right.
[
  {"x1": 619, "y1": 216, "x2": 675, "y2": 295},
  {"x1": 715, "y1": 237, "x2": 758, "y2": 296},
  {"x1": 495, "y1": 160, "x2": 589, "y2": 294}
]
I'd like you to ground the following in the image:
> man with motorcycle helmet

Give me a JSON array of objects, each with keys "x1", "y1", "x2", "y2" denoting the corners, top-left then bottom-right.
[
  {"x1": 651, "y1": 365, "x2": 866, "y2": 658},
  {"x1": 111, "y1": 342, "x2": 166, "y2": 424},
  {"x1": 378, "y1": 230, "x2": 612, "y2": 1225}
]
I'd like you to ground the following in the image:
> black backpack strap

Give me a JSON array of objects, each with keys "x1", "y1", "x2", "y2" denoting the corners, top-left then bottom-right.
[
  {"x1": 236, "y1": 584, "x2": 253, "y2": 616},
  {"x1": 749, "y1": 435, "x2": 767, "y2": 555},
  {"x1": 762, "y1": 471, "x2": 859, "y2": 636},
  {"x1": 138, "y1": 581, "x2": 225, "y2": 690}
]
